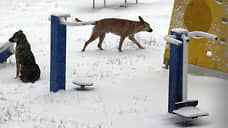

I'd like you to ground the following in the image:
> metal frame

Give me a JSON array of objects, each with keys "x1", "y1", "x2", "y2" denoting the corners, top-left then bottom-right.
[
  {"x1": 49, "y1": 14, "x2": 95, "y2": 92},
  {"x1": 167, "y1": 28, "x2": 188, "y2": 112},
  {"x1": 164, "y1": 28, "x2": 217, "y2": 116},
  {"x1": 93, "y1": 0, "x2": 138, "y2": 8},
  {"x1": 0, "y1": 42, "x2": 14, "y2": 63}
]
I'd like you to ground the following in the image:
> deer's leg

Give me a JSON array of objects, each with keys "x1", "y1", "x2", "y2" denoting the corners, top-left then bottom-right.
[
  {"x1": 118, "y1": 36, "x2": 126, "y2": 52},
  {"x1": 81, "y1": 29, "x2": 100, "y2": 52},
  {"x1": 97, "y1": 33, "x2": 106, "y2": 50},
  {"x1": 129, "y1": 35, "x2": 144, "y2": 49}
]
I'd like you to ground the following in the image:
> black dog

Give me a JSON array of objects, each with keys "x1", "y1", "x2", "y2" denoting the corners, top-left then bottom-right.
[{"x1": 9, "y1": 30, "x2": 40, "y2": 83}]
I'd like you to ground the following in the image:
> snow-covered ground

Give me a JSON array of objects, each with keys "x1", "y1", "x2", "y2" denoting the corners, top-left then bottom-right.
[{"x1": 0, "y1": 0, "x2": 228, "y2": 127}]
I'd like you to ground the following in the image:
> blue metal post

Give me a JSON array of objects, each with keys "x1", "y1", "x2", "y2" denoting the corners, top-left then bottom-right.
[
  {"x1": 50, "y1": 15, "x2": 67, "y2": 92},
  {"x1": 0, "y1": 49, "x2": 12, "y2": 63},
  {"x1": 168, "y1": 29, "x2": 188, "y2": 113}
]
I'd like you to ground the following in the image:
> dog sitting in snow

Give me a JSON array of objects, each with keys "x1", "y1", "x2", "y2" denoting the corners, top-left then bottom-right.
[
  {"x1": 9, "y1": 30, "x2": 40, "y2": 83},
  {"x1": 75, "y1": 16, "x2": 153, "y2": 52}
]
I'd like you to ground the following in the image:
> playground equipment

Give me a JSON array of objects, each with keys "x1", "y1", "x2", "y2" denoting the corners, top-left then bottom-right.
[
  {"x1": 49, "y1": 14, "x2": 95, "y2": 92},
  {"x1": 164, "y1": 28, "x2": 218, "y2": 118},
  {"x1": 0, "y1": 42, "x2": 14, "y2": 63},
  {"x1": 163, "y1": 0, "x2": 228, "y2": 72},
  {"x1": 72, "y1": 80, "x2": 94, "y2": 90},
  {"x1": 93, "y1": 0, "x2": 138, "y2": 8}
]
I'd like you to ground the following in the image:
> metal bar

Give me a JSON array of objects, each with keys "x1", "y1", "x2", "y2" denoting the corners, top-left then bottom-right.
[
  {"x1": 104, "y1": 0, "x2": 106, "y2": 7},
  {"x1": 164, "y1": 35, "x2": 182, "y2": 45},
  {"x1": 50, "y1": 15, "x2": 67, "y2": 92},
  {"x1": 188, "y1": 31, "x2": 218, "y2": 40},
  {"x1": 168, "y1": 29, "x2": 188, "y2": 112},
  {"x1": 93, "y1": 0, "x2": 95, "y2": 8},
  {"x1": 182, "y1": 35, "x2": 189, "y2": 101},
  {"x1": 136, "y1": 0, "x2": 138, "y2": 4},
  {"x1": 51, "y1": 13, "x2": 71, "y2": 18},
  {"x1": 59, "y1": 17, "x2": 96, "y2": 26},
  {"x1": 48, "y1": 14, "x2": 70, "y2": 21},
  {"x1": 168, "y1": 43, "x2": 183, "y2": 112}
]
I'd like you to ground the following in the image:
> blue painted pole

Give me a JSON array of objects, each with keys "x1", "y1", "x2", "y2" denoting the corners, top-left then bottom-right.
[
  {"x1": 168, "y1": 41, "x2": 183, "y2": 113},
  {"x1": 168, "y1": 29, "x2": 188, "y2": 113},
  {"x1": 0, "y1": 49, "x2": 12, "y2": 63},
  {"x1": 50, "y1": 15, "x2": 67, "y2": 92}
]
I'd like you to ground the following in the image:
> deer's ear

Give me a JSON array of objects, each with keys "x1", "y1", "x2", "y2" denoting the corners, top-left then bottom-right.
[{"x1": 138, "y1": 16, "x2": 145, "y2": 24}]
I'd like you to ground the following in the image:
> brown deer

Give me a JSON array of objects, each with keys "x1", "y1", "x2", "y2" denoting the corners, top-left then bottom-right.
[{"x1": 76, "y1": 16, "x2": 153, "y2": 52}]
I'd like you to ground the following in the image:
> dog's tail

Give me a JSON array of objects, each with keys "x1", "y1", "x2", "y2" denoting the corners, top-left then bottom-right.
[{"x1": 75, "y1": 18, "x2": 96, "y2": 25}]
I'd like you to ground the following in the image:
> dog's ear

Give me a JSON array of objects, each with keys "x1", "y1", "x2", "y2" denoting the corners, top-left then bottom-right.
[
  {"x1": 17, "y1": 30, "x2": 26, "y2": 39},
  {"x1": 139, "y1": 16, "x2": 145, "y2": 24}
]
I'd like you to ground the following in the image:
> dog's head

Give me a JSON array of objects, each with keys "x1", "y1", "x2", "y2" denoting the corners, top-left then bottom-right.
[
  {"x1": 9, "y1": 30, "x2": 26, "y2": 43},
  {"x1": 138, "y1": 16, "x2": 153, "y2": 32}
]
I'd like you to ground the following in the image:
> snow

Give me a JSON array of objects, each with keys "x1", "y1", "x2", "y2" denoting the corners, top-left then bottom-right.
[
  {"x1": 188, "y1": 31, "x2": 218, "y2": 41},
  {"x1": 221, "y1": 20, "x2": 227, "y2": 25},
  {"x1": 171, "y1": 28, "x2": 188, "y2": 33},
  {"x1": 220, "y1": 39, "x2": 226, "y2": 45},
  {"x1": 206, "y1": 51, "x2": 213, "y2": 57},
  {"x1": 0, "y1": 42, "x2": 14, "y2": 53},
  {"x1": 72, "y1": 79, "x2": 94, "y2": 86},
  {"x1": 173, "y1": 106, "x2": 208, "y2": 118},
  {"x1": 164, "y1": 35, "x2": 182, "y2": 45},
  {"x1": 216, "y1": 1, "x2": 223, "y2": 5},
  {"x1": 0, "y1": 0, "x2": 228, "y2": 128}
]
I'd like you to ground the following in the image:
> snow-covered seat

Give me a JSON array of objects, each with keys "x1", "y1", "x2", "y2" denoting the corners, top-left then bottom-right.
[
  {"x1": 173, "y1": 100, "x2": 208, "y2": 118},
  {"x1": 173, "y1": 106, "x2": 208, "y2": 118},
  {"x1": 0, "y1": 42, "x2": 14, "y2": 63}
]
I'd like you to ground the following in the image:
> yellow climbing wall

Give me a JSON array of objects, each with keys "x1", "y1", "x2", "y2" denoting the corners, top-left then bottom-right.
[{"x1": 163, "y1": 0, "x2": 228, "y2": 72}]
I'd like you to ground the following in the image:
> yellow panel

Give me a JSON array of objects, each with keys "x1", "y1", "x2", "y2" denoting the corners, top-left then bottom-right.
[
  {"x1": 163, "y1": 0, "x2": 228, "y2": 73},
  {"x1": 184, "y1": 0, "x2": 212, "y2": 32}
]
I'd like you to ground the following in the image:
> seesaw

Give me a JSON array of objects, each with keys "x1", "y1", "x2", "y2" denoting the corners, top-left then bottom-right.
[
  {"x1": 72, "y1": 79, "x2": 94, "y2": 90},
  {"x1": 0, "y1": 42, "x2": 14, "y2": 63},
  {"x1": 164, "y1": 28, "x2": 218, "y2": 118}
]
